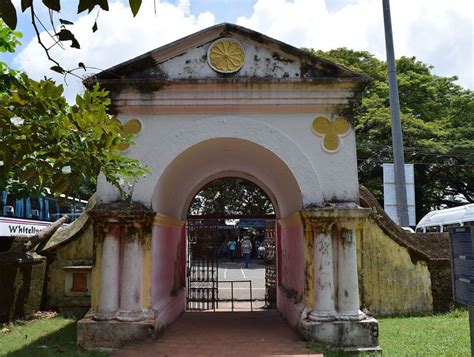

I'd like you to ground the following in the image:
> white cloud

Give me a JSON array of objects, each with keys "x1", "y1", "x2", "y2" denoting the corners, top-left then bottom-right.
[
  {"x1": 14, "y1": 0, "x2": 473, "y2": 100},
  {"x1": 237, "y1": 0, "x2": 473, "y2": 89},
  {"x1": 15, "y1": 0, "x2": 215, "y2": 101}
]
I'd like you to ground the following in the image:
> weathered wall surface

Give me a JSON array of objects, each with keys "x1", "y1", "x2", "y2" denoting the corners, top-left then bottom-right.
[
  {"x1": 358, "y1": 186, "x2": 452, "y2": 316},
  {"x1": 151, "y1": 223, "x2": 183, "y2": 305},
  {"x1": 106, "y1": 113, "x2": 359, "y2": 209},
  {"x1": 93, "y1": 26, "x2": 365, "y2": 208},
  {"x1": 357, "y1": 222, "x2": 433, "y2": 315},
  {"x1": 43, "y1": 224, "x2": 93, "y2": 314},
  {"x1": 277, "y1": 215, "x2": 305, "y2": 327},
  {"x1": 151, "y1": 216, "x2": 186, "y2": 328}
]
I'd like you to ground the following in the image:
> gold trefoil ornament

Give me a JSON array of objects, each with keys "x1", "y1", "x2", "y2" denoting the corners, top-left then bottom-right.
[{"x1": 311, "y1": 116, "x2": 350, "y2": 153}]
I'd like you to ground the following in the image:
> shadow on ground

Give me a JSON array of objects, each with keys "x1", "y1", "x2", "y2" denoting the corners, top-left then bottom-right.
[{"x1": 5, "y1": 321, "x2": 105, "y2": 357}]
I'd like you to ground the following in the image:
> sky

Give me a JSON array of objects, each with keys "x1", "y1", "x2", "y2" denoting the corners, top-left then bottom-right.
[{"x1": 4, "y1": 0, "x2": 473, "y2": 101}]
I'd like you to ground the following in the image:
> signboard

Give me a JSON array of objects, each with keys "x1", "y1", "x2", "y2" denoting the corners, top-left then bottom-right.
[
  {"x1": 449, "y1": 226, "x2": 474, "y2": 306},
  {"x1": 383, "y1": 163, "x2": 416, "y2": 226},
  {"x1": 0, "y1": 217, "x2": 51, "y2": 237},
  {"x1": 238, "y1": 220, "x2": 266, "y2": 229}
]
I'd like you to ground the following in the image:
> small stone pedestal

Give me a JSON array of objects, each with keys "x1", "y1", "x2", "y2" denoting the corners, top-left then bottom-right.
[
  {"x1": 77, "y1": 311, "x2": 156, "y2": 350},
  {"x1": 301, "y1": 317, "x2": 380, "y2": 352},
  {"x1": 77, "y1": 201, "x2": 155, "y2": 349},
  {"x1": 300, "y1": 205, "x2": 381, "y2": 352}
]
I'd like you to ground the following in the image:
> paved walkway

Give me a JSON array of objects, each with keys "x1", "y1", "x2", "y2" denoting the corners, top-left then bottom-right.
[{"x1": 113, "y1": 311, "x2": 322, "y2": 356}]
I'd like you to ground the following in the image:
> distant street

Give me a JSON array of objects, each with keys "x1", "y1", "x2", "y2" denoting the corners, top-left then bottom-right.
[{"x1": 217, "y1": 259, "x2": 265, "y2": 308}]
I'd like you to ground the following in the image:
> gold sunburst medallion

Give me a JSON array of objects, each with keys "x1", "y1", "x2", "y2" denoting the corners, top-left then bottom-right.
[{"x1": 208, "y1": 39, "x2": 245, "y2": 73}]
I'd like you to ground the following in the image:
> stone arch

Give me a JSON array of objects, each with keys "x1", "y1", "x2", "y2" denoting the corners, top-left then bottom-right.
[
  {"x1": 152, "y1": 137, "x2": 304, "y2": 219},
  {"x1": 134, "y1": 116, "x2": 322, "y2": 209},
  {"x1": 150, "y1": 136, "x2": 307, "y2": 328}
]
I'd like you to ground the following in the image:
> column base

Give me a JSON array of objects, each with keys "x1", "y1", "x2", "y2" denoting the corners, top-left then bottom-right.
[
  {"x1": 308, "y1": 310, "x2": 338, "y2": 321},
  {"x1": 93, "y1": 310, "x2": 117, "y2": 321},
  {"x1": 116, "y1": 308, "x2": 154, "y2": 322},
  {"x1": 338, "y1": 310, "x2": 366, "y2": 321},
  {"x1": 301, "y1": 316, "x2": 380, "y2": 352},
  {"x1": 78, "y1": 311, "x2": 156, "y2": 350}
]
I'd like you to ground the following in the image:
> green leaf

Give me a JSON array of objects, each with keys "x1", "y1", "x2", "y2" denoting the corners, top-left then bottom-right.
[
  {"x1": 71, "y1": 38, "x2": 80, "y2": 49},
  {"x1": 21, "y1": 0, "x2": 32, "y2": 12},
  {"x1": 77, "y1": 0, "x2": 92, "y2": 13},
  {"x1": 129, "y1": 0, "x2": 142, "y2": 17},
  {"x1": 50, "y1": 65, "x2": 65, "y2": 74},
  {"x1": 56, "y1": 29, "x2": 81, "y2": 49},
  {"x1": 57, "y1": 29, "x2": 74, "y2": 41},
  {"x1": 0, "y1": 0, "x2": 17, "y2": 29},
  {"x1": 96, "y1": 0, "x2": 109, "y2": 11},
  {"x1": 59, "y1": 18, "x2": 74, "y2": 25},
  {"x1": 50, "y1": 176, "x2": 68, "y2": 195},
  {"x1": 42, "y1": 0, "x2": 60, "y2": 12}
]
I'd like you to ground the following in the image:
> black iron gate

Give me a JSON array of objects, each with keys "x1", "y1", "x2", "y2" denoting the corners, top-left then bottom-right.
[
  {"x1": 186, "y1": 219, "x2": 220, "y2": 310},
  {"x1": 264, "y1": 220, "x2": 277, "y2": 308}
]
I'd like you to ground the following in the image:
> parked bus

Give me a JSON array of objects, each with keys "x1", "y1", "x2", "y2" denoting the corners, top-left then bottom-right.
[
  {"x1": 0, "y1": 191, "x2": 87, "y2": 238},
  {"x1": 415, "y1": 203, "x2": 474, "y2": 233}
]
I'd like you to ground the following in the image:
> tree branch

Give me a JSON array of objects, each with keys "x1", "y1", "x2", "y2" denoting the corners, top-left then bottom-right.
[{"x1": 30, "y1": 3, "x2": 61, "y2": 68}]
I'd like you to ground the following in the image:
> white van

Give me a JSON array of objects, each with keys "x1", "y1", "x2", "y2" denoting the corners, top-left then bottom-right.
[{"x1": 415, "y1": 203, "x2": 474, "y2": 233}]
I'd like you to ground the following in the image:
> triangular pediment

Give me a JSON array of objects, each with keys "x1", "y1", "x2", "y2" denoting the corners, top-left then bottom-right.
[{"x1": 87, "y1": 23, "x2": 367, "y2": 86}]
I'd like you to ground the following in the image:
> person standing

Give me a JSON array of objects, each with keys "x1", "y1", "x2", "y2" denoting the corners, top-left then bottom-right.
[
  {"x1": 241, "y1": 236, "x2": 253, "y2": 269},
  {"x1": 227, "y1": 237, "x2": 237, "y2": 261}
]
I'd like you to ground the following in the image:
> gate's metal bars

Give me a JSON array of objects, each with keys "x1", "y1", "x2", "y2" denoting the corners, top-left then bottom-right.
[
  {"x1": 186, "y1": 219, "x2": 219, "y2": 311},
  {"x1": 264, "y1": 220, "x2": 277, "y2": 308}
]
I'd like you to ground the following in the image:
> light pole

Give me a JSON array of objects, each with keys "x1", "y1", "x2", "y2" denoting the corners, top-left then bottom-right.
[{"x1": 382, "y1": 0, "x2": 409, "y2": 227}]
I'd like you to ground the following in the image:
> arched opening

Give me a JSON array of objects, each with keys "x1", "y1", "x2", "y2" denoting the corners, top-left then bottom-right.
[
  {"x1": 186, "y1": 177, "x2": 277, "y2": 311},
  {"x1": 151, "y1": 138, "x2": 306, "y2": 325},
  {"x1": 152, "y1": 137, "x2": 303, "y2": 219}
]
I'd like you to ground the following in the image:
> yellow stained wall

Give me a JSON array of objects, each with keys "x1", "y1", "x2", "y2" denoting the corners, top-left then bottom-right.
[
  {"x1": 45, "y1": 224, "x2": 94, "y2": 310},
  {"x1": 357, "y1": 220, "x2": 433, "y2": 316},
  {"x1": 91, "y1": 235, "x2": 101, "y2": 310},
  {"x1": 142, "y1": 231, "x2": 152, "y2": 310}
]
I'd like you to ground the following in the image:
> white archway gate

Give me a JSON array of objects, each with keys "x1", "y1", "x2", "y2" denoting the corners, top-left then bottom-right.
[{"x1": 77, "y1": 24, "x2": 380, "y2": 352}]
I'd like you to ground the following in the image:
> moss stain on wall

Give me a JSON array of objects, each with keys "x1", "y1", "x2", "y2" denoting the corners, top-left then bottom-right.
[
  {"x1": 358, "y1": 221, "x2": 433, "y2": 316},
  {"x1": 44, "y1": 224, "x2": 94, "y2": 313}
]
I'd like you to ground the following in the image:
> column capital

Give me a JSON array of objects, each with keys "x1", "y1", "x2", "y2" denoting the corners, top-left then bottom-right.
[
  {"x1": 300, "y1": 203, "x2": 370, "y2": 231},
  {"x1": 89, "y1": 202, "x2": 155, "y2": 232}
]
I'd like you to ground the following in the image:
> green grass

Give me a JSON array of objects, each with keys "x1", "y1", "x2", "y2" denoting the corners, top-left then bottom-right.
[
  {"x1": 1, "y1": 310, "x2": 470, "y2": 356},
  {"x1": 378, "y1": 309, "x2": 469, "y2": 356},
  {"x1": 0, "y1": 317, "x2": 106, "y2": 357},
  {"x1": 307, "y1": 309, "x2": 470, "y2": 356}
]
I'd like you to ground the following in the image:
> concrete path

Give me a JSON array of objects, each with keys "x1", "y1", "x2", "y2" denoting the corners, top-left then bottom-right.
[
  {"x1": 113, "y1": 311, "x2": 322, "y2": 356},
  {"x1": 218, "y1": 260, "x2": 265, "y2": 301}
]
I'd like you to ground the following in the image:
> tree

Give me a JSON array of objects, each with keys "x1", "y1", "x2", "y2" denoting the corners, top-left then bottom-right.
[
  {"x1": 189, "y1": 178, "x2": 274, "y2": 217},
  {"x1": 310, "y1": 48, "x2": 474, "y2": 219},
  {"x1": 0, "y1": 0, "x2": 144, "y2": 74},
  {"x1": 0, "y1": 21, "x2": 147, "y2": 201}
]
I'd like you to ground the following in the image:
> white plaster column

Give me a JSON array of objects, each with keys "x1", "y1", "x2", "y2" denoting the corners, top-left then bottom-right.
[
  {"x1": 94, "y1": 231, "x2": 120, "y2": 320},
  {"x1": 309, "y1": 226, "x2": 337, "y2": 321},
  {"x1": 337, "y1": 226, "x2": 365, "y2": 320},
  {"x1": 117, "y1": 236, "x2": 144, "y2": 321}
]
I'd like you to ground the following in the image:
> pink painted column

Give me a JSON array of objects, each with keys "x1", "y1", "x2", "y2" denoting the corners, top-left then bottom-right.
[{"x1": 95, "y1": 230, "x2": 120, "y2": 320}]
